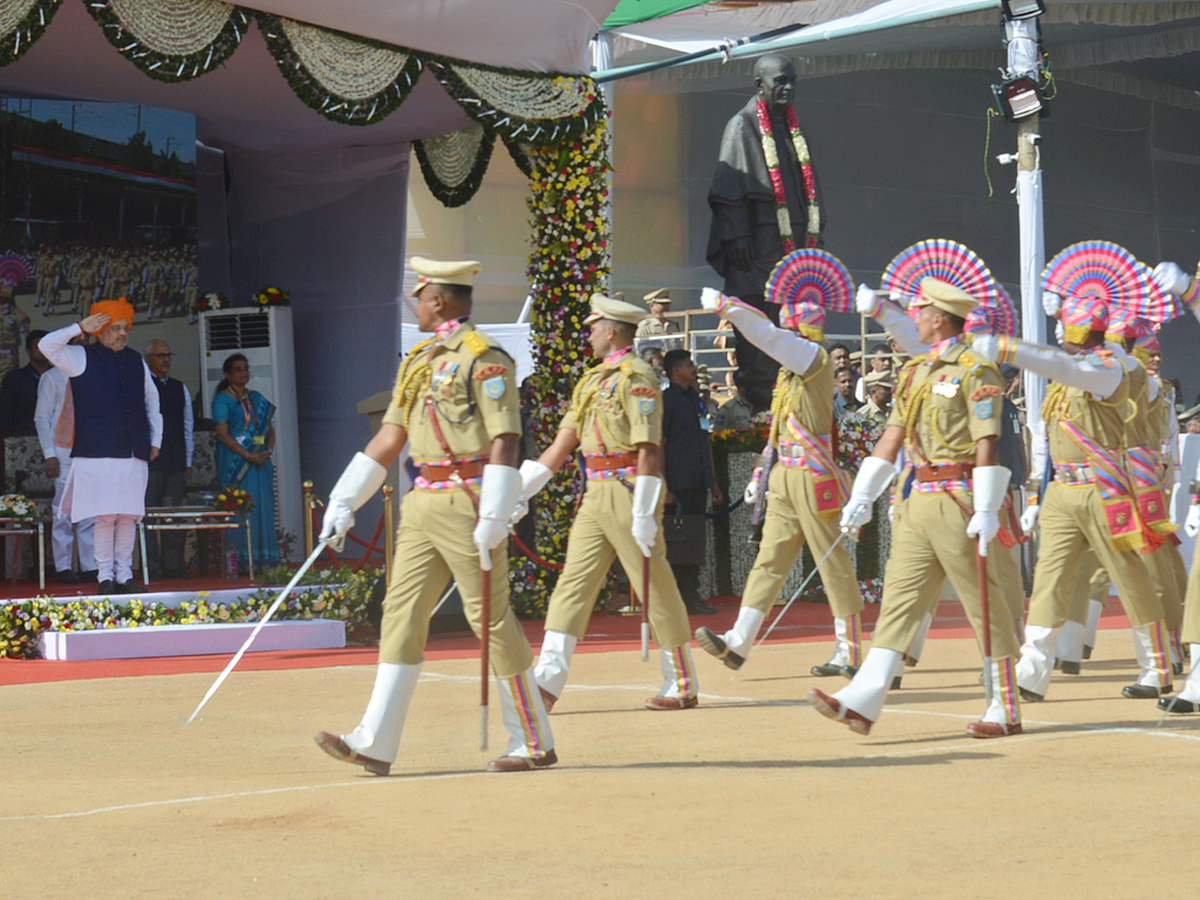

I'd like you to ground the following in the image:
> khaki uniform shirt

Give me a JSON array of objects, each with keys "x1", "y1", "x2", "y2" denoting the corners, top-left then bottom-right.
[
  {"x1": 715, "y1": 392, "x2": 754, "y2": 431},
  {"x1": 1122, "y1": 358, "x2": 1152, "y2": 450},
  {"x1": 635, "y1": 316, "x2": 681, "y2": 338},
  {"x1": 382, "y1": 322, "x2": 520, "y2": 465},
  {"x1": 889, "y1": 340, "x2": 1002, "y2": 464},
  {"x1": 774, "y1": 348, "x2": 833, "y2": 444},
  {"x1": 862, "y1": 398, "x2": 890, "y2": 428},
  {"x1": 560, "y1": 350, "x2": 661, "y2": 452},
  {"x1": 1043, "y1": 352, "x2": 1130, "y2": 464}
]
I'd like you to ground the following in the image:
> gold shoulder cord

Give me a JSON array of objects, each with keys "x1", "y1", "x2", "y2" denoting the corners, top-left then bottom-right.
[
  {"x1": 767, "y1": 350, "x2": 826, "y2": 447},
  {"x1": 391, "y1": 337, "x2": 437, "y2": 430},
  {"x1": 896, "y1": 357, "x2": 932, "y2": 455}
]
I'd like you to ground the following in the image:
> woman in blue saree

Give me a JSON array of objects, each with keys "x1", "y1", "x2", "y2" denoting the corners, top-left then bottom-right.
[{"x1": 213, "y1": 353, "x2": 280, "y2": 571}]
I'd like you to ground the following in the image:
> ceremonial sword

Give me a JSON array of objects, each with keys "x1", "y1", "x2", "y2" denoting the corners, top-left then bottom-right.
[{"x1": 185, "y1": 539, "x2": 329, "y2": 727}]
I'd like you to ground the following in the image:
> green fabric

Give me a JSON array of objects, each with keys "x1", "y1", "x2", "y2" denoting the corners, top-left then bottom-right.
[{"x1": 603, "y1": 0, "x2": 711, "y2": 29}]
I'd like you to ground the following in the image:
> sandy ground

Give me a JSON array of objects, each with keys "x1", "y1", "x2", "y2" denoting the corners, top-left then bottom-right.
[{"x1": 2, "y1": 634, "x2": 1197, "y2": 899}]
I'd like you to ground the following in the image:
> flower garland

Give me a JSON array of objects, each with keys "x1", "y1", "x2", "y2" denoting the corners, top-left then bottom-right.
[
  {"x1": 85, "y1": 0, "x2": 250, "y2": 82},
  {"x1": 0, "y1": 492, "x2": 38, "y2": 521},
  {"x1": 754, "y1": 101, "x2": 820, "y2": 252},
  {"x1": 413, "y1": 126, "x2": 496, "y2": 208},
  {"x1": 255, "y1": 12, "x2": 423, "y2": 126},
  {"x1": 253, "y1": 285, "x2": 289, "y2": 307},
  {"x1": 0, "y1": 567, "x2": 381, "y2": 659},
  {"x1": 510, "y1": 117, "x2": 612, "y2": 617},
  {"x1": 0, "y1": 0, "x2": 62, "y2": 69}
]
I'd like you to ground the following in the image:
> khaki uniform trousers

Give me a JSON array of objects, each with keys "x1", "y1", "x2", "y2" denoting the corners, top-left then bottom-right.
[
  {"x1": 380, "y1": 489, "x2": 532, "y2": 677},
  {"x1": 872, "y1": 491, "x2": 1020, "y2": 659},
  {"x1": 1066, "y1": 545, "x2": 1184, "y2": 632},
  {"x1": 1182, "y1": 551, "x2": 1200, "y2": 644},
  {"x1": 741, "y1": 464, "x2": 864, "y2": 619},
  {"x1": 544, "y1": 480, "x2": 691, "y2": 650},
  {"x1": 1028, "y1": 481, "x2": 1164, "y2": 630}
]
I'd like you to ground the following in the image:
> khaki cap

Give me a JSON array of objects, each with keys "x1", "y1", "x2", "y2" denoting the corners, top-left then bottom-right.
[
  {"x1": 410, "y1": 256, "x2": 482, "y2": 296},
  {"x1": 865, "y1": 369, "x2": 895, "y2": 389},
  {"x1": 644, "y1": 288, "x2": 671, "y2": 305},
  {"x1": 910, "y1": 277, "x2": 978, "y2": 320},
  {"x1": 584, "y1": 293, "x2": 648, "y2": 327}
]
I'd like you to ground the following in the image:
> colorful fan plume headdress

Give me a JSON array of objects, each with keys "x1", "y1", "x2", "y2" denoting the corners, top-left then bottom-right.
[
  {"x1": 880, "y1": 238, "x2": 1015, "y2": 335},
  {"x1": 766, "y1": 248, "x2": 854, "y2": 342},
  {"x1": 0, "y1": 254, "x2": 32, "y2": 292},
  {"x1": 1042, "y1": 240, "x2": 1182, "y2": 328}
]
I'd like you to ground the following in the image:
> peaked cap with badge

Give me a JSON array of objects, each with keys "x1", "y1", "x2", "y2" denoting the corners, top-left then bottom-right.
[
  {"x1": 910, "y1": 277, "x2": 978, "y2": 320},
  {"x1": 585, "y1": 293, "x2": 648, "y2": 327},
  {"x1": 410, "y1": 256, "x2": 482, "y2": 295},
  {"x1": 643, "y1": 288, "x2": 671, "y2": 305}
]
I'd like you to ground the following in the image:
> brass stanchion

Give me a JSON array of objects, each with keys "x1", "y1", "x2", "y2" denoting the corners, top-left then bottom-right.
[
  {"x1": 382, "y1": 484, "x2": 395, "y2": 584},
  {"x1": 302, "y1": 480, "x2": 315, "y2": 557}
]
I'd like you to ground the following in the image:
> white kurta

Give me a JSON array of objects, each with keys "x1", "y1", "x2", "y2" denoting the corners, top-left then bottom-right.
[{"x1": 38, "y1": 324, "x2": 163, "y2": 523}]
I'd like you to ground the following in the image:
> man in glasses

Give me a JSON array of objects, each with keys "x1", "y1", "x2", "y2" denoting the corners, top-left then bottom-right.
[{"x1": 144, "y1": 339, "x2": 194, "y2": 579}]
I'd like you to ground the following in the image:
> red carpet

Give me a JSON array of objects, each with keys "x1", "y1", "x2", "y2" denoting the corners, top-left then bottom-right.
[{"x1": 0, "y1": 595, "x2": 1134, "y2": 686}]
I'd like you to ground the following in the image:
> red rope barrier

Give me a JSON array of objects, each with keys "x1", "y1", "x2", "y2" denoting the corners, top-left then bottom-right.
[
  {"x1": 309, "y1": 506, "x2": 385, "y2": 569},
  {"x1": 351, "y1": 513, "x2": 385, "y2": 573}
]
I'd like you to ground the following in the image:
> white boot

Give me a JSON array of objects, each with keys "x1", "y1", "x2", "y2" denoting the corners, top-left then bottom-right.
[
  {"x1": 831, "y1": 647, "x2": 904, "y2": 724},
  {"x1": 722, "y1": 606, "x2": 766, "y2": 658},
  {"x1": 496, "y1": 666, "x2": 555, "y2": 759},
  {"x1": 1131, "y1": 623, "x2": 1171, "y2": 688},
  {"x1": 1016, "y1": 624, "x2": 1058, "y2": 698},
  {"x1": 1055, "y1": 619, "x2": 1086, "y2": 666},
  {"x1": 343, "y1": 662, "x2": 421, "y2": 764},
  {"x1": 1178, "y1": 646, "x2": 1200, "y2": 703},
  {"x1": 827, "y1": 614, "x2": 863, "y2": 668},
  {"x1": 980, "y1": 657, "x2": 1021, "y2": 726},
  {"x1": 647, "y1": 645, "x2": 699, "y2": 709},
  {"x1": 906, "y1": 612, "x2": 933, "y2": 665},
  {"x1": 1083, "y1": 599, "x2": 1103, "y2": 656},
  {"x1": 533, "y1": 630, "x2": 577, "y2": 701}
]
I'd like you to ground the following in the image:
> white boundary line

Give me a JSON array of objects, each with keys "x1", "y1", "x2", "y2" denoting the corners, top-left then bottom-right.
[{"x1": 3, "y1": 682, "x2": 1197, "y2": 823}]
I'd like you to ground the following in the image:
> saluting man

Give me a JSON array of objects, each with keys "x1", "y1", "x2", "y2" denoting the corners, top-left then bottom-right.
[
  {"x1": 693, "y1": 264, "x2": 865, "y2": 680},
  {"x1": 314, "y1": 257, "x2": 555, "y2": 775},
  {"x1": 512, "y1": 294, "x2": 700, "y2": 712},
  {"x1": 973, "y1": 295, "x2": 1172, "y2": 701},
  {"x1": 811, "y1": 278, "x2": 1020, "y2": 739}
]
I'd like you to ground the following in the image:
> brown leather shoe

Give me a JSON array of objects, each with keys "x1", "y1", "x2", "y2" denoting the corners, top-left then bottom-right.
[
  {"x1": 313, "y1": 731, "x2": 391, "y2": 776},
  {"x1": 486, "y1": 748, "x2": 558, "y2": 773},
  {"x1": 644, "y1": 695, "x2": 699, "y2": 711},
  {"x1": 539, "y1": 686, "x2": 558, "y2": 713},
  {"x1": 808, "y1": 688, "x2": 873, "y2": 735},
  {"x1": 966, "y1": 720, "x2": 1023, "y2": 739}
]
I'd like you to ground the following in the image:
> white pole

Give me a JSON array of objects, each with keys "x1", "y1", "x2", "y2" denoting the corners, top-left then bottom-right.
[{"x1": 590, "y1": 33, "x2": 616, "y2": 291}]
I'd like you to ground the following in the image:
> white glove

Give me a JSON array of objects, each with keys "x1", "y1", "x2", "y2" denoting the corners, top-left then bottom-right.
[
  {"x1": 319, "y1": 500, "x2": 355, "y2": 553},
  {"x1": 1186, "y1": 503, "x2": 1200, "y2": 539},
  {"x1": 743, "y1": 467, "x2": 763, "y2": 505},
  {"x1": 631, "y1": 475, "x2": 663, "y2": 557},
  {"x1": 700, "y1": 287, "x2": 724, "y2": 311},
  {"x1": 1020, "y1": 503, "x2": 1040, "y2": 533},
  {"x1": 966, "y1": 511, "x2": 1001, "y2": 547},
  {"x1": 509, "y1": 459, "x2": 553, "y2": 526},
  {"x1": 840, "y1": 457, "x2": 899, "y2": 537},
  {"x1": 1043, "y1": 291, "x2": 1062, "y2": 318},
  {"x1": 971, "y1": 333, "x2": 1000, "y2": 364},
  {"x1": 321, "y1": 452, "x2": 388, "y2": 552},
  {"x1": 856, "y1": 283, "x2": 882, "y2": 317},
  {"x1": 968, "y1": 465, "x2": 1011, "y2": 555},
  {"x1": 1153, "y1": 261, "x2": 1192, "y2": 296},
  {"x1": 473, "y1": 464, "x2": 522, "y2": 570}
]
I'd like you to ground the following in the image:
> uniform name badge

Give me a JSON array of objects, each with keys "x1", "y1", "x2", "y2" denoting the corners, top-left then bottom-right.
[
  {"x1": 700, "y1": 414, "x2": 712, "y2": 433},
  {"x1": 483, "y1": 376, "x2": 506, "y2": 399},
  {"x1": 253, "y1": 435, "x2": 266, "y2": 446}
]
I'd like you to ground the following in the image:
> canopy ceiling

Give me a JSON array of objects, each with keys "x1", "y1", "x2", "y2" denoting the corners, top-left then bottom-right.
[
  {"x1": 0, "y1": 0, "x2": 621, "y2": 156},
  {"x1": 603, "y1": 0, "x2": 1200, "y2": 98}
]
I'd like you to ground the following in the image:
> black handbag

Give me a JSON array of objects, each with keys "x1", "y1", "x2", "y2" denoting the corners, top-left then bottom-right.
[{"x1": 663, "y1": 513, "x2": 707, "y2": 565}]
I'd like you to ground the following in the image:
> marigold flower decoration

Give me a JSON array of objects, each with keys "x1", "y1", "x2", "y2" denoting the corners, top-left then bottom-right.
[
  {"x1": 253, "y1": 286, "x2": 290, "y2": 307},
  {"x1": 511, "y1": 118, "x2": 613, "y2": 617},
  {"x1": 212, "y1": 487, "x2": 255, "y2": 516}
]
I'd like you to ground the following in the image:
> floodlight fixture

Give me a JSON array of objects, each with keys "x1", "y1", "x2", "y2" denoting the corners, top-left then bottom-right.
[
  {"x1": 992, "y1": 75, "x2": 1044, "y2": 121},
  {"x1": 1001, "y1": 0, "x2": 1045, "y2": 20}
]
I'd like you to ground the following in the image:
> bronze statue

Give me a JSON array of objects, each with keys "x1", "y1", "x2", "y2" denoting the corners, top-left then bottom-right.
[{"x1": 707, "y1": 54, "x2": 824, "y2": 409}]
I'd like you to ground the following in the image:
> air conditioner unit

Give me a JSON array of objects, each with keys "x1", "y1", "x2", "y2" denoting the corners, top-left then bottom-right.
[{"x1": 197, "y1": 306, "x2": 301, "y2": 549}]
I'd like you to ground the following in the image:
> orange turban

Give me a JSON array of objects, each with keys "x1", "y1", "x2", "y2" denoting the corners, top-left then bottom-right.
[{"x1": 89, "y1": 298, "x2": 135, "y2": 332}]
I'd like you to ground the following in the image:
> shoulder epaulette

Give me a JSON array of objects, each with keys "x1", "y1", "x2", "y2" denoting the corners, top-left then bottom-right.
[{"x1": 462, "y1": 329, "x2": 490, "y2": 359}]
